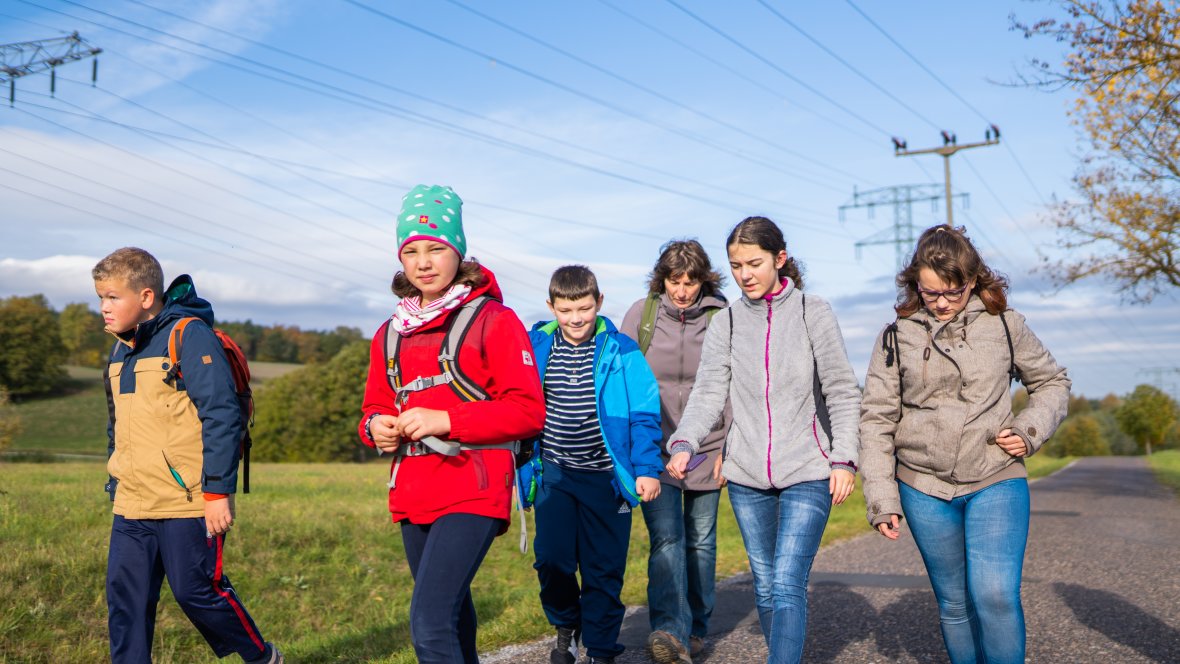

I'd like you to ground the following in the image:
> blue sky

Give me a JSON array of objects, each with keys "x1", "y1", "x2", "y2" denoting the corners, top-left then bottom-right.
[{"x1": 1, "y1": 0, "x2": 1178, "y2": 399}]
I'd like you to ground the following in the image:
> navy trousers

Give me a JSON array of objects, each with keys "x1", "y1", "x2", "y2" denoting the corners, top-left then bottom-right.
[
  {"x1": 534, "y1": 461, "x2": 633, "y2": 659},
  {"x1": 401, "y1": 513, "x2": 501, "y2": 664},
  {"x1": 107, "y1": 515, "x2": 270, "y2": 664}
]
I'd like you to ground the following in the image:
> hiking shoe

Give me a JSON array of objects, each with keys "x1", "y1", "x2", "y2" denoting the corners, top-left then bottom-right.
[
  {"x1": 648, "y1": 630, "x2": 692, "y2": 664},
  {"x1": 689, "y1": 635, "x2": 705, "y2": 656},
  {"x1": 550, "y1": 626, "x2": 578, "y2": 664}
]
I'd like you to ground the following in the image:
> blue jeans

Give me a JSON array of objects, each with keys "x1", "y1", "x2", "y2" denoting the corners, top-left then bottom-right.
[
  {"x1": 401, "y1": 513, "x2": 501, "y2": 664},
  {"x1": 641, "y1": 484, "x2": 721, "y2": 646},
  {"x1": 899, "y1": 478, "x2": 1030, "y2": 664},
  {"x1": 728, "y1": 480, "x2": 830, "y2": 664}
]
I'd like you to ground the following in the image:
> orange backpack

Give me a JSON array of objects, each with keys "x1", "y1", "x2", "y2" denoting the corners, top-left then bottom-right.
[{"x1": 164, "y1": 317, "x2": 255, "y2": 493}]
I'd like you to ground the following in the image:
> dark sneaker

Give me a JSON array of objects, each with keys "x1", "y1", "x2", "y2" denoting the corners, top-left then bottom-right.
[
  {"x1": 648, "y1": 630, "x2": 692, "y2": 664},
  {"x1": 550, "y1": 626, "x2": 578, "y2": 664},
  {"x1": 689, "y1": 635, "x2": 705, "y2": 657}
]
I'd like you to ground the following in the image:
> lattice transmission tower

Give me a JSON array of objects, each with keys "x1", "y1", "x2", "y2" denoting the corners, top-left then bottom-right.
[{"x1": 0, "y1": 32, "x2": 101, "y2": 105}]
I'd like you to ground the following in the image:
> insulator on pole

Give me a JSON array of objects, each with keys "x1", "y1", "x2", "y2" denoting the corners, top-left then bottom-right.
[
  {"x1": 92, "y1": 58, "x2": 98, "y2": 86},
  {"x1": 50, "y1": 67, "x2": 56, "y2": 97}
]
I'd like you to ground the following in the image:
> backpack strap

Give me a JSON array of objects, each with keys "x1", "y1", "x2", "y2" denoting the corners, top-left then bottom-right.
[
  {"x1": 386, "y1": 296, "x2": 493, "y2": 407},
  {"x1": 637, "y1": 292, "x2": 661, "y2": 355},
  {"x1": 163, "y1": 317, "x2": 200, "y2": 386},
  {"x1": 801, "y1": 295, "x2": 834, "y2": 446},
  {"x1": 998, "y1": 311, "x2": 1022, "y2": 384}
]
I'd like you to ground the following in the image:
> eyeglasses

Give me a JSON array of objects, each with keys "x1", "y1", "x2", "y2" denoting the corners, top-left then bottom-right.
[{"x1": 917, "y1": 284, "x2": 969, "y2": 303}]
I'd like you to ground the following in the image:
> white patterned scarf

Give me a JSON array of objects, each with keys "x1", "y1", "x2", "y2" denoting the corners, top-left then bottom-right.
[{"x1": 390, "y1": 283, "x2": 472, "y2": 336}]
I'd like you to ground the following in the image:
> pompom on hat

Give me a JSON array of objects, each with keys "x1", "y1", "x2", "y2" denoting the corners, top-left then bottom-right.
[{"x1": 396, "y1": 184, "x2": 466, "y2": 258}]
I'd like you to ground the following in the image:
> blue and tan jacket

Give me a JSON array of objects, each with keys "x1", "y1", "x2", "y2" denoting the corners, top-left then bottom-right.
[
  {"x1": 519, "y1": 316, "x2": 663, "y2": 508},
  {"x1": 105, "y1": 275, "x2": 243, "y2": 519}
]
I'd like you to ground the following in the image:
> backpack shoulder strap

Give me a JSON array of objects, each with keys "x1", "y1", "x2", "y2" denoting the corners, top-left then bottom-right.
[
  {"x1": 998, "y1": 310, "x2": 1021, "y2": 384},
  {"x1": 637, "y1": 292, "x2": 661, "y2": 355},
  {"x1": 385, "y1": 318, "x2": 402, "y2": 394},
  {"x1": 440, "y1": 295, "x2": 493, "y2": 402},
  {"x1": 882, "y1": 321, "x2": 900, "y2": 368},
  {"x1": 164, "y1": 317, "x2": 201, "y2": 384}
]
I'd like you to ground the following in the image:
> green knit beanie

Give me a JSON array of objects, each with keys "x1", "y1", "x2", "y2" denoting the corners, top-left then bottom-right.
[{"x1": 396, "y1": 184, "x2": 466, "y2": 258}]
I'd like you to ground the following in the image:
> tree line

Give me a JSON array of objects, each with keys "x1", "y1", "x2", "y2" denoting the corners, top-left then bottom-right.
[
  {"x1": 1018, "y1": 385, "x2": 1180, "y2": 458},
  {"x1": 0, "y1": 294, "x2": 363, "y2": 398}
]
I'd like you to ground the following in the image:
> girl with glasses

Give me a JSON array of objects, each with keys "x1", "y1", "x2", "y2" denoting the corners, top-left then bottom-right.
[{"x1": 860, "y1": 224, "x2": 1071, "y2": 664}]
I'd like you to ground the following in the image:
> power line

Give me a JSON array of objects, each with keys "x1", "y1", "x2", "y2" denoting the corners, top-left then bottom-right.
[
  {"x1": 594, "y1": 0, "x2": 885, "y2": 150},
  {"x1": 443, "y1": 0, "x2": 868, "y2": 188},
  {"x1": 114, "y1": 0, "x2": 812, "y2": 215},
  {"x1": 752, "y1": 0, "x2": 941, "y2": 131},
  {"x1": 19, "y1": 0, "x2": 830, "y2": 223},
  {"x1": 662, "y1": 0, "x2": 893, "y2": 138}
]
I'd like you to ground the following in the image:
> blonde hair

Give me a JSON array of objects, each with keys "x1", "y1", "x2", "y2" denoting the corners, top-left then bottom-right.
[{"x1": 92, "y1": 247, "x2": 164, "y2": 295}]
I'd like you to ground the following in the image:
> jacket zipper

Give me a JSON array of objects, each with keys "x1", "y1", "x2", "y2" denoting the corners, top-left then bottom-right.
[
  {"x1": 161, "y1": 452, "x2": 193, "y2": 502},
  {"x1": 764, "y1": 303, "x2": 775, "y2": 488}
]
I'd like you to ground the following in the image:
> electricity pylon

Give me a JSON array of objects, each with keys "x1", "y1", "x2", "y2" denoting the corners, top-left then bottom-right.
[
  {"x1": 892, "y1": 126, "x2": 1000, "y2": 224},
  {"x1": 0, "y1": 32, "x2": 101, "y2": 105},
  {"x1": 839, "y1": 184, "x2": 967, "y2": 272}
]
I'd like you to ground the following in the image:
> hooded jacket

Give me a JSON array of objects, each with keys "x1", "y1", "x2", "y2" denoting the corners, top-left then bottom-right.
[
  {"x1": 621, "y1": 291, "x2": 731, "y2": 491},
  {"x1": 358, "y1": 266, "x2": 546, "y2": 528},
  {"x1": 105, "y1": 275, "x2": 244, "y2": 519},
  {"x1": 668, "y1": 280, "x2": 861, "y2": 490},
  {"x1": 859, "y1": 296, "x2": 1071, "y2": 526},
  {"x1": 523, "y1": 316, "x2": 664, "y2": 507}
]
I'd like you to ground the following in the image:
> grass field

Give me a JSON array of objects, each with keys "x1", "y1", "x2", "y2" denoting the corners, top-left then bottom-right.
[
  {"x1": 1147, "y1": 449, "x2": 1180, "y2": 495},
  {"x1": 0, "y1": 454, "x2": 1074, "y2": 663}
]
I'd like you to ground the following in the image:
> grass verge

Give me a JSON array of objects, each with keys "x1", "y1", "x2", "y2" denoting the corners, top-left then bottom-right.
[{"x1": 1147, "y1": 449, "x2": 1180, "y2": 495}]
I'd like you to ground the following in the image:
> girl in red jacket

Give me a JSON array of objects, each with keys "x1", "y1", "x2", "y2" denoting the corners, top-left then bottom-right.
[{"x1": 358, "y1": 184, "x2": 546, "y2": 664}]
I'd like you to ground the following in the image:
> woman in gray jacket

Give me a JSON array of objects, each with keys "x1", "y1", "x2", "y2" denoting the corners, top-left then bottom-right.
[
  {"x1": 621, "y1": 240, "x2": 729, "y2": 664},
  {"x1": 860, "y1": 224, "x2": 1070, "y2": 664},
  {"x1": 666, "y1": 217, "x2": 861, "y2": 664}
]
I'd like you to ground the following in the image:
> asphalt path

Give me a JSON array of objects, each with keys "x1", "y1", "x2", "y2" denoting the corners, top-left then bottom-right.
[{"x1": 483, "y1": 457, "x2": 1180, "y2": 663}]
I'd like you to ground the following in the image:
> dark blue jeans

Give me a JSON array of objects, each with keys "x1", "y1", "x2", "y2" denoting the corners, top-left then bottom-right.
[
  {"x1": 401, "y1": 513, "x2": 501, "y2": 664},
  {"x1": 727, "y1": 480, "x2": 830, "y2": 664},
  {"x1": 106, "y1": 515, "x2": 270, "y2": 664},
  {"x1": 899, "y1": 478, "x2": 1030, "y2": 664},
  {"x1": 641, "y1": 484, "x2": 721, "y2": 646},
  {"x1": 533, "y1": 461, "x2": 633, "y2": 659}
]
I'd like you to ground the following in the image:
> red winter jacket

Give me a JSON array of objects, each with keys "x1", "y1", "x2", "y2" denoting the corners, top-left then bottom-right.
[{"x1": 358, "y1": 266, "x2": 545, "y2": 529}]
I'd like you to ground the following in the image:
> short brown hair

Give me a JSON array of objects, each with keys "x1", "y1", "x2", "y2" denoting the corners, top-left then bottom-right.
[
  {"x1": 548, "y1": 265, "x2": 600, "y2": 302},
  {"x1": 646, "y1": 239, "x2": 725, "y2": 296},
  {"x1": 92, "y1": 247, "x2": 165, "y2": 295},
  {"x1": 896, "y1": 224, "x2": 1008, "y2": 317},
  {"x1": 391, "y1": 257, "x2": 486, "y2": 298},
  {"x1": 726, "y1": 216, "x2": 805, "y2": 290}
]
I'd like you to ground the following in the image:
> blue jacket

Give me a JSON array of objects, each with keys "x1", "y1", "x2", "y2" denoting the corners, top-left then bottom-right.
[
  {"x1": 105, "y1": 275, "x2": 244, "y2": 517},
  {"x1": 519, "y1": 316, "x2": 663, "y2": 507}
]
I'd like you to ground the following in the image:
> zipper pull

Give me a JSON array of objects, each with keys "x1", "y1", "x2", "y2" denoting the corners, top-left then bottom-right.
[{"x1": 185, "y1": 488, "x2": 192, "y2": 502}]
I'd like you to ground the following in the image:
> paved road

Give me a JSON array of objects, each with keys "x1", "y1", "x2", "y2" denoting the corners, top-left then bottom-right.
[{"x1": 483, "y1": 457, "x2": 1180, "y2": 663}]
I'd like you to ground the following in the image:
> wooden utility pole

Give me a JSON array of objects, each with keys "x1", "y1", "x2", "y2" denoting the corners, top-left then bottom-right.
[{"x1": 892, "y1": 126, "x2": 1000, "y2": 224}]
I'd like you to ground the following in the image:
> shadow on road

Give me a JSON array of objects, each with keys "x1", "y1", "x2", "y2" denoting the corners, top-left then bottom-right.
[{"x1": 1054, "y1": 582, "x2": 1180, "y2": 663}]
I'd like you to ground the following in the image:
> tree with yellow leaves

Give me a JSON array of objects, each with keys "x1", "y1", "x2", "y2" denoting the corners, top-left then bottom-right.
[{"x1": 1015, "y1": 1, "x2": 1179, "y2": 301}]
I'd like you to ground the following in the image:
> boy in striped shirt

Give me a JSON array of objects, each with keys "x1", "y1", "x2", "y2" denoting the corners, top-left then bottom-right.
[{"x1": 527, "y1": 265, "x2": 664, "y2": 664}]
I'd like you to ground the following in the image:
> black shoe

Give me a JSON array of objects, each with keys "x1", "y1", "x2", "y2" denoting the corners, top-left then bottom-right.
[{"x1": 549, "y1": 626, "x2": 578, "y2": 664}]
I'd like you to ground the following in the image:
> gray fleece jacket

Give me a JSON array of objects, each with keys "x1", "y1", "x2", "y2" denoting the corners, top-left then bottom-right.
[
  {"x1": 668, "y1": 279, "x2": 861, "y2": 490},
  {"x1": 859, "y1": 296, "x2": 1071, "y2": 526}
]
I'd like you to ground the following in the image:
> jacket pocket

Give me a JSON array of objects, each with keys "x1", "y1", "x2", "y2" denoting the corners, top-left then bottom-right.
[{"x1": 161, "y1": 451, "x2": 197, "y2": 502}]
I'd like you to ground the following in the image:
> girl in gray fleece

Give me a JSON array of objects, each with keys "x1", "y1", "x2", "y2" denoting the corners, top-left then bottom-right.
[
  {"x1": 859, "y1": 224, "x2": 1070, "y2": 664},
  {"x1": 666, "y1": 217, "x2": 861, "y2": 664}
]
